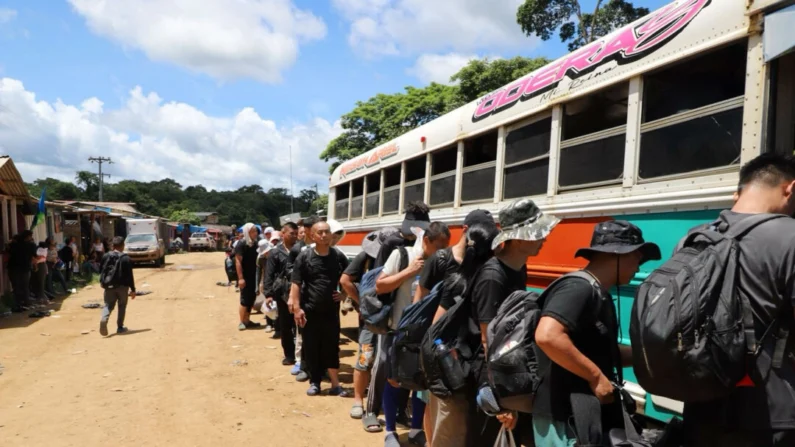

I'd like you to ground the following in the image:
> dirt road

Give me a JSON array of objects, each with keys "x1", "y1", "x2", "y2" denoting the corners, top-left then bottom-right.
[{"x1": 0, "y1": 252, "x2": 383, "y2": 447}]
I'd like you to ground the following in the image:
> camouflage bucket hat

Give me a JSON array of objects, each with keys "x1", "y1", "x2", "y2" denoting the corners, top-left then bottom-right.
[{"x1": 491, "y1": 198, "x2": 561, "y2": 250}]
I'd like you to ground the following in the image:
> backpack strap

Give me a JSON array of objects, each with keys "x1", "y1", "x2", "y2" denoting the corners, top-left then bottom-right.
[
  {"x1": 398, "y1": 246, "x2": 409, "y2": 272},
  {"x1": 724, "y1": 213, "x2": 787, "y2": 240},
  {"x1": 722, "y1": 214, "x2": 788, "y2": 360}
]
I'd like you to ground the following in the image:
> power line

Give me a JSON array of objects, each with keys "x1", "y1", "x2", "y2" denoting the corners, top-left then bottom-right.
[{"x1": 88, "y1": 157, "x2": 112, "y2": 201}]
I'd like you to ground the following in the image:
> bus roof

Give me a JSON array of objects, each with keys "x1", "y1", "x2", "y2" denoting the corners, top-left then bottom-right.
[{"x1": 330, "y1": 0, "x2": 748, "y2": 187}]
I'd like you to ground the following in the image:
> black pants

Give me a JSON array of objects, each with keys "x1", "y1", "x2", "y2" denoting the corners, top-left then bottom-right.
[
  {"x1": 277, "y1": 298, "x2": 295, "y2": 361},
  {"x1": 302, "y1": 309, "x2": 340, "y2": 385},
  {"x1": 10, "y1": 269, "x2": 31, "y2": 308}
]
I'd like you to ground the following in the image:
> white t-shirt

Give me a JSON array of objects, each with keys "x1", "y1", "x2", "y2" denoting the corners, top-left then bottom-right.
[{"x1": 383, "y1": 247, "x2": 419, "y2": 330}]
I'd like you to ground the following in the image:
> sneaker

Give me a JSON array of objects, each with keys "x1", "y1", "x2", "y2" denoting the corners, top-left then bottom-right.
[
  {"x1": 238, "y1": 323, "x2": 247, "y2": 331},
  {"x1": 245, "y1": 321, "x2": 261, "y2": 329},
  {"x1": 295, "y1": 371, "x2": 310, "y2": 382},
  {"x1": 282, "y1": 358, "x2": 296, "y2": 366},
  {"x1": 290, "y1": 362, "x2": 302, "y2": 375},
  {"x1": 306, "y1": 383, "x2": 321, "y2": 396},
  {"x1": 272, "y1": 331, "x2": 281, "y2": 340},
  {"x1": 99, "y1": 320, "x2": 109, "y2": 336},
  {"x1": 117, "y1": 327, "x2": 129, "y2": 334},
  {"x1": 264, "y1": 325, "x2": 274, "y2": 333}
]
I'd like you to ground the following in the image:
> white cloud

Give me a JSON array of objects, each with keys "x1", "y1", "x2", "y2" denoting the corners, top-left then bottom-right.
[
  {"x1": 0, "y1": 8, "x2": 16, "y2": 24},
  {"x1": 0, "y1": 78, "x2": 341, "y2": 192},
  {"x1": 68, "y1": 0, "x2": 327, "y2": 83},
  {"x1": 332, "y1": 0, "x2": 534, "y2": 58},
  {"x1": 407, "y1": 53, "x2": 478, "y2": 84}
]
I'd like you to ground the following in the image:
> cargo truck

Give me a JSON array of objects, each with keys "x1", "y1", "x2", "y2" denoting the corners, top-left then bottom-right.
[{"x1": 124, "y1": 218, "x2": 168, "y2": 267}]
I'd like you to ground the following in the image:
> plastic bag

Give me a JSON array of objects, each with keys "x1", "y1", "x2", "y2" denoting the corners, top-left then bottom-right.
[{"x1": 493, "y1": 426, "x2": 516, "y2": 447}]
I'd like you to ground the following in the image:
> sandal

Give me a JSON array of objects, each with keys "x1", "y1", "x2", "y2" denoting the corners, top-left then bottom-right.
[
  {"x1": 350, "y1": 404, "x2": 364, "y2": 419},
  {"x1": 330, "y1": 386, "x2": 350, "y2": 397},
  {"x1": 362, "y1": 413, "x2": 383, "y2": 433}
]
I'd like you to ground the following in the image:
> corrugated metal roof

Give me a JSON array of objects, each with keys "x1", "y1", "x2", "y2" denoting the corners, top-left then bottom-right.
[
  {"x1": 53, "y1": 200, "x2": 141, "y2": 215},
  {"x1": 0, "y1": 156, "x2": 33, "y2": 198}
]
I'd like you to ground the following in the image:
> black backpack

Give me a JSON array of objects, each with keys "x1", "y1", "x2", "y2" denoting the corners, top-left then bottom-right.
[
  {"x1": 420, "y1": 286, "x2": 481, "y2": 399},
  {"x1": 359, "y1": 247, "x2": 408, "y2": 335},
  {"x1": 484, "y1": 289, "x2": 542, "y2": 414},
  {"x1": 100, "y1": 252, "x2": 124, "y2": 289},
  {"x1": 630, "y1": 213, "x2": 789, "y2": 402},
  {"x1": 390, "y1": 281, "x2": 444, "y2": 391},
  {"x1": 483, "y1": 271, "x2": 596, "y2": 414}
]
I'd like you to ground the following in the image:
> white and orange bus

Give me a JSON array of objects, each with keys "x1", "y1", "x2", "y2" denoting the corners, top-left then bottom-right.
[{"x1": 328, "y1": 0, "x2": 795, "y2": 422}]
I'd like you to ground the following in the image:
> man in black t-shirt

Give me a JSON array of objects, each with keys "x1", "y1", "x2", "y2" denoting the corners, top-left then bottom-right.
[
  {"x1": 418, "y1": 209, "x2": 497, "y2": 310},
  {"x1": 235, "y1": 223, "x2": 262, "y2": 331},
  {"x1": 288, "y1": 216, "x2": 319, "y2": 382},
  {"x1": 464, "y1": 199, "x2": 560, "y2": 446},
  {"x1": 263, "y1": 222, "x2": 300, "y2": 365},
  {"x1": 679, "y1": 154, "x2": 795, "y2": 446},
  {"x1": 533, "y1": 221, "x2": 660, "y2": 446},
  {"x1": 289, "y1": 221, "x2": 348, "y2": 397}
]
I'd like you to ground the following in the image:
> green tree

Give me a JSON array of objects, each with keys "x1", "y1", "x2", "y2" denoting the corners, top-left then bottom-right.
[
  {"x1": 168, "y1": 209, "x2": 200, "y2": 225},
  {"x1": 75, "y1": 171, "x2": 100, "y2": 199},
  {"x1": 451, "y1": 56, "x2": 551, "y2": 103},
  {"x1": 320, "y1": 83, "x2": 462, "y2": 173},
  {"x1": 311, "y1": 194, "x2": 329, "y2": 215},
  {"x1": 517, "y1": 0, "x2": 649, "y2": 51},
  {"x1": 26, "y1": 178, "x2": 82, "y2": 200}
]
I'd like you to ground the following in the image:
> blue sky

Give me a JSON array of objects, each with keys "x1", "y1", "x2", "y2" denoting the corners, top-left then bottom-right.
[{"x1": 0, "y1": 0, "x2": 669, "y2": 192}]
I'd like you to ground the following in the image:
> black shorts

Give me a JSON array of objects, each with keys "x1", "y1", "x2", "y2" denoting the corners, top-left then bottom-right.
[
  {"x1": 302, "y1": 310, "x2": 340, "y2": 373},
  {"x1": 240, "y1": 286, "x2": 257, "y2": 310}
]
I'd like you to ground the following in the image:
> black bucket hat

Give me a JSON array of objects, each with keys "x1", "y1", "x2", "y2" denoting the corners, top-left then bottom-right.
[
  {"x1": 402, "y1": 207, "x2": 430, "y2": 237},
  {"x1": 575, "y1": 221, "x2": 661, "y2": 264},
  {"x1": 491, "y1": 198, "x2": 561, "y2": 250}
]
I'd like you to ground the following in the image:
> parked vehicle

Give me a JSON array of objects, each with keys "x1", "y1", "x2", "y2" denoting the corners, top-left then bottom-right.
[
  {"x1": 189, "y1": 232, "x2": 214, "y2": 251},
  {"x1": 124, "y1": 218, "x2": 168, "y2": 267}
]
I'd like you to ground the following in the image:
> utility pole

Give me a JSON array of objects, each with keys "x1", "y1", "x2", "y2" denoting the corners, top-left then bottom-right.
[
  {"x1": 289, "y1": 145, "x2": 294, "y2": 214},
  {"x1": 88, "y1": 157, "x2": 113, "y2": 201}
]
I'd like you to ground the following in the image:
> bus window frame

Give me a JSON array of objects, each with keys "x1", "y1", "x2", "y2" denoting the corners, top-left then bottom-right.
[
  {"x1": 429, "y1": 145, "x2": 458, "y2": 208},
  {"x1": 557, "y1": 82, "x2": 629, "y2": 191},
  {"x1": 502, "y1": 113, "x2": 553, "y2": 201},
  {"x1": 364, "y1": 172, "x2": 381, "y2": 218}
]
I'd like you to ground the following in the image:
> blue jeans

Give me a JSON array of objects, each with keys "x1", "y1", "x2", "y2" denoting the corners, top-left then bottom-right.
[{"x1": 533, "y1": 414, "x2": 577, "y2": 447}]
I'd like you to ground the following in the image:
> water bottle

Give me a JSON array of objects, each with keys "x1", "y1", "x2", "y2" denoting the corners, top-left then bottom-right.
[
  {"x1": 411, "y1": 275, "x2": 420, "y2": 297},
  {"x1": 434, "y1": 338, "x2": 466, "y2": 391}
]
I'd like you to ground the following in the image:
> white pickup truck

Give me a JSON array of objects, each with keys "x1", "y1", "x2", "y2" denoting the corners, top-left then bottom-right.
[{"x1": 189, "y1": 232, "x2": 215, "y2": 252}]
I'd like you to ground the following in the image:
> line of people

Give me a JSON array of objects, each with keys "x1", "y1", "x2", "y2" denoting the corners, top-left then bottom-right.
[
  {"x1": 234, "y1": 152, "x2": 795, "y2": 447},
  {"x1": 7, "y1": 232, "x2": 76, "y2": 312}
]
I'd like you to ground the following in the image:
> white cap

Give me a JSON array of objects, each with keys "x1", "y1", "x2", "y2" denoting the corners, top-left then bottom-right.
[
  {"x1": 327, "y1": 219, "x2": 345, "y2": 238},
  {"x1": 264, "y1": 226, "x2": 275, "y2": 235}
]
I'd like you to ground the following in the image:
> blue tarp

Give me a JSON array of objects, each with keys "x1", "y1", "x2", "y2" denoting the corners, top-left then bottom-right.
[
  {"x1": 177, "y1": 224, "x2": 207, "y2": 234},
  {"x1": 237, "y1": 224, "x2": 262, "y2": 233}
]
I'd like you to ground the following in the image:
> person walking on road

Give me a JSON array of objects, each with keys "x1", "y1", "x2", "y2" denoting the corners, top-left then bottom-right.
[
  {"x1": 235, "y1": 223, "x2": 262, "y2": 331},
  {"x1": 99, "y1": 237, "x2": 137, "y2": 336}
]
